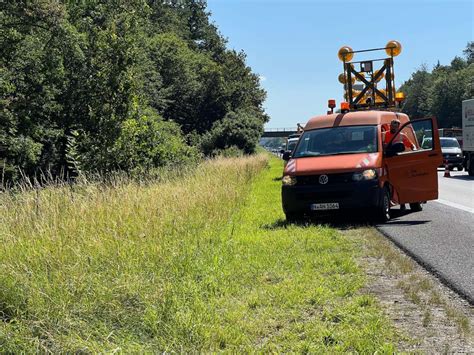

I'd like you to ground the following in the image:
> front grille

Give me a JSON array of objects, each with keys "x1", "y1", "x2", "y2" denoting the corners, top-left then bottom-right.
[{"x1": 296, "y1": 173, "x2": 353, "y2": 186}]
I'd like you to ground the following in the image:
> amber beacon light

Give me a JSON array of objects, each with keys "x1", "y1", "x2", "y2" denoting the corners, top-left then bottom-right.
[
  {"x1": 341, "y1": 102, "x2": 350, "y2": 112},
  {"x1": 385, "y1": 40, "x2": 402, "y2": 57},
  {"x1": 395, "y1": 92, "x2": 405, "y2": 102},
  {"x1": 338, "y1": 46, "x2": 354, "y2": 62}
]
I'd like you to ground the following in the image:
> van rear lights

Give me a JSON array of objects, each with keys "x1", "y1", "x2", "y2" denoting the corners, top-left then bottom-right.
[
  {"x1": 352, "y1": 169, "x2": 377, "y2": 181},
  {"x1": 282, "y1": 175, "x2": 297, "y2": 186}
]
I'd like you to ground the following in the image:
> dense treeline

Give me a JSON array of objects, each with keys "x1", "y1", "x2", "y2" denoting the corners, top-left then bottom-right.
[
  {"x1": 400, "y1": 42, "x2": 473, "y2": 127},
  {"x1": 0, "y1": 0, "x2": 267, "y2": 183}
]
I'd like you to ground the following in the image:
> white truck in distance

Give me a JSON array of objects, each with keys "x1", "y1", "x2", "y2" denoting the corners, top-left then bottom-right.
[{"x1": 462, "y1": 99, "x2": 474, "y2": 176}]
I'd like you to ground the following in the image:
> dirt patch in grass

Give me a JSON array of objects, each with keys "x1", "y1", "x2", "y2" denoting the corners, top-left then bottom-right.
[{"x1": 344, "y1": 227, "x2": 474, "y2": 353}]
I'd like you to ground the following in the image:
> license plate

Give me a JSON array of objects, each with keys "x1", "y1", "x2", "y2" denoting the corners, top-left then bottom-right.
[{"x1": 310, "y1": 203, "x2": 339, "y2": 211}]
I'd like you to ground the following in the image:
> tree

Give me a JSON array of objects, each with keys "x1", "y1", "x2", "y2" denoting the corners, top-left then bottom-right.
[
  {"x1": 201, "y1": 110, "x2": 264, "y2": 155},
  {"x1": 463, "y1": 41, "x2": 474, "y2": 64},
  {"x1": 400, "y1": 42, "x2": 474, "y2": 128},
  {"x1": 0, "y1": 0, "x2": 268, "y2": 183},
  {"x1": 399, "y1": 65, "x2": 433, "y2": 119}
]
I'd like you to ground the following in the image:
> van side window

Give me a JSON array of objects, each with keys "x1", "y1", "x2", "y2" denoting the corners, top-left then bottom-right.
[{"x1": 397, "y1": 119, "x2": 434, "y2": 153}]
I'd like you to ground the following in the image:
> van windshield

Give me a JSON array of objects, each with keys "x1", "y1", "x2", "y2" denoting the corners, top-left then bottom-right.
[
  {"x1": 293, "y1": 125, "x2": 378, "y2": 158},
  {"x1": 440, "y1": 138, "x2": 460, "y2": 148}
]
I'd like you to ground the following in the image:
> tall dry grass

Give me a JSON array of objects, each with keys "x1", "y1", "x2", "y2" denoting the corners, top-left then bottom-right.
[{"x1": 0, "y1": 155, "x2": 267, "y2": 352}]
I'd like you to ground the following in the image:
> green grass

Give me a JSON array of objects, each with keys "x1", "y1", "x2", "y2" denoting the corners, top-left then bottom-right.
[{"x1": 0, "y1": 154, "x2": 397, "y2": 352}]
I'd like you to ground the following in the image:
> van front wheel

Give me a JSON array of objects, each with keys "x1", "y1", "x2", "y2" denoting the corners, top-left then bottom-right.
[
  {"x1": 285, "y1": 212, "x2": 300, "y2": 224},
  {"x1": 377, "y1": 187, "x2": 391, "y2": 223}
]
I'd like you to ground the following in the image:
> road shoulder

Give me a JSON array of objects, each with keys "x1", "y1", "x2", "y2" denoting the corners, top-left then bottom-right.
[{"x1": 344, "y1": 227, "x2": 474, "y2": 353}]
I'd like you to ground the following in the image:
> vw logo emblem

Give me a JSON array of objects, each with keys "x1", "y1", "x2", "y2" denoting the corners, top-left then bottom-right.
[{"x1": 319, "y1": 175, "x2": 329, "y2": 184}]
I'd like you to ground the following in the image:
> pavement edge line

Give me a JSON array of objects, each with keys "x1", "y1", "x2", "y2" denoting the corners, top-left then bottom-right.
[{"x1": 375, "y1": 225, "x2": 474, "y2": 306}]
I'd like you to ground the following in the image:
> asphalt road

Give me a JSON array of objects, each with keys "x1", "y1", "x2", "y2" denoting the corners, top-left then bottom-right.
[
  {"x1": 377, "y1": 170, "x2": 474, "y2": 303},
  {"x1": 436, "y1": 169, "x2": 474, "y2": 213}
]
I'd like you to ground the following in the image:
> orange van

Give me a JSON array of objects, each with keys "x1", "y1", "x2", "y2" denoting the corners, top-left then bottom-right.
[{"x1": 281, "y1": 110, "x2": 442, "y2": 222}]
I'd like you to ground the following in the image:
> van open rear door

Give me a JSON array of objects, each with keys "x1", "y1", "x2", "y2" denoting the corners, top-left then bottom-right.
[{"x1": 384, "y1": 117, "x2": 443, "y2": 204}]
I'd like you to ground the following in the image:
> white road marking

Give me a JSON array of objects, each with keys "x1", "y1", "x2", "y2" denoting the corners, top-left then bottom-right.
[{"x1": 435, "y1": 199, "x2": 474, "y2": 214}]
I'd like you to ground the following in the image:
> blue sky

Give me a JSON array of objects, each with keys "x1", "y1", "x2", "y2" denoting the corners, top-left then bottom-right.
[{"x1": 207, "y1": 0, "x2": 473, "y2": 128}]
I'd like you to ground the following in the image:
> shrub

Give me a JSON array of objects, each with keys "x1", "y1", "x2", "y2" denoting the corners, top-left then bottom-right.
[
  {"x1": 111, "y1": 108, "x2": 200, "y2": 173},
  {"x1": 201, "y1": 111, "x2": 264, "y2": 156}
]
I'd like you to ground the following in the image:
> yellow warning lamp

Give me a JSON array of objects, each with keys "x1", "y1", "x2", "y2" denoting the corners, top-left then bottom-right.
[
  {"x1": 338, "y1": 46, "x2": 354, "y2": 62},
  {"x1": 395, "y1": 91, "x2": 406, "y2": 102},
  {"x1": 338, "y1": 73, "x2": 355, "y2": 84},
  {"x1": 385, "y1": 40, "x2": 402, "y2": 57}
]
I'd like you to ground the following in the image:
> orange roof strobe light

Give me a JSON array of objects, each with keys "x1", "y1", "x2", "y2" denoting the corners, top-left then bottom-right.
[
  {"x1": 341, "y1": 102, "x2": 350, "y2": 112},
  {"x1": 395, "y1": 91, "x2": 405, "y2": 102},
  {"x1": 328, "y1": 99, "x2": 336, "y2": 114}
]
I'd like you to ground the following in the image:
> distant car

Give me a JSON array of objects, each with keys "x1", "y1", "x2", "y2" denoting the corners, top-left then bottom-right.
[
  {"x1": 439, "y1": 137, "x2": 463, "y2": 170},
  {"x1": 286, "y1": 134, "x2": 301, "y2": 153}
]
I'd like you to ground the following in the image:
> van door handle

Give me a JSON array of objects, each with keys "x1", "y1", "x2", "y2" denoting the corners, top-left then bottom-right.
[{"x1": 428, "y1": 153, "x2": 438, "y2": 157}]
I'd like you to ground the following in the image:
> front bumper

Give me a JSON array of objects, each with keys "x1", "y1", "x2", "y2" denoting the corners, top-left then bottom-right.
[
  {"x1": 282, "y1": 177, "x2": 383, "y2": 215},
  {"x1": 441, "y1": 155, "x2": 463, "y2": 166}
]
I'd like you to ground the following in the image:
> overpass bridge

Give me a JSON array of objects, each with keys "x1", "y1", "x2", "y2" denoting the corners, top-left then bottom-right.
[{"x1": 262, "y1": 126, "x2": 303, "y2": 138}]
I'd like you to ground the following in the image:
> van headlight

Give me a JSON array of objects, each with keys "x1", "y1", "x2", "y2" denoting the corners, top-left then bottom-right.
[
  {"x1": 456, "y1": 154, "x2": 461, "y2": 157},
  {"x1": 282, "y1": 175, "x2": 297, "y2": 186},
  {"x1": 352, "y1": 169, "x2": 377, "y2": 181}
]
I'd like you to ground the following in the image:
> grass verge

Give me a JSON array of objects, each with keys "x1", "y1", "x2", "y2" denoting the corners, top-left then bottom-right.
[{"x1": 0, "y1": 154, "x2": 397, "y2": 352}]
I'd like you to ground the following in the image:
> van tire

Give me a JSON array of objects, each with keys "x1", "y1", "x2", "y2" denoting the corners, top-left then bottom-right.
[
  {"x1": 377, "y1": 187, "x2": 391, "y2": 223},
  {"x1": 409, "y1": 202, "x2": 423, "y2": 212},
  {"x1": 285, "y1": 212, "x2": 300, "y2": 223}
]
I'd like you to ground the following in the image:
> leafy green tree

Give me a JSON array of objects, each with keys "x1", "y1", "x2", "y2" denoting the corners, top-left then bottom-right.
[
  {"x1": 463, "y1": 41, "x2": 474, "y2": 64},
  {"x1": 399, "y1": 65, "x2": 433, "y2": 119},
  {"x1": 400, "y1": 42, "x2": 473, "y2": 128},
  {"x1": 201, "y1": 110, "x2": 264, "y2": 155},
  {"x1": 111, "y1": 108, "x2": 199, "y2": 172},
  {"x1": 1, "y1": 0, "x2": 268, "y2": 183}
]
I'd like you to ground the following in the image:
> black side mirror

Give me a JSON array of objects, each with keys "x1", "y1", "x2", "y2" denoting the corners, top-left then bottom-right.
[
  {"x1": 279, "y1": 149, "x2": 285, "y2": 154},
  {"x1": 282, "y1": 151, "x2": 291, "y2": 161},
  {"x1": 385, "y1": 142, "x2": 405, "y2": 157}
]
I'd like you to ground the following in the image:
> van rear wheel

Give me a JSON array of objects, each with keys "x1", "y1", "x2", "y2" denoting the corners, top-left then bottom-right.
[{"x1": 409, "y1": 202, "x2": 423, "y2": 212}]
